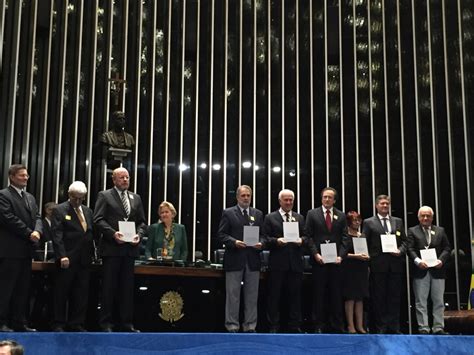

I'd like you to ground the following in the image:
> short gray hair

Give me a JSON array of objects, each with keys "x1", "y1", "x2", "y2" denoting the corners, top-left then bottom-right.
[
  {"x1": 418, "y1": 205, "x2": 434, "y2": 217},
  {"x1": 278, "y1": 189, "x2": 294, "y2": 200},
  {"x1": 68, "y1": 181, "x2": 87, "y2": 194}
]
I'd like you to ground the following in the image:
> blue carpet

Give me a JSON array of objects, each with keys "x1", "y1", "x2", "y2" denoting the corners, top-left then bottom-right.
[{"x1": 5, "y1": 333, "x2": 474, "y2": 355}]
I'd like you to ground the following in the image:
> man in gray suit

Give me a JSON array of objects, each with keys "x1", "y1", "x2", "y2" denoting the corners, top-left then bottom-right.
[
  {"x1": 216, "y1": 185, "x2": 264, "y2": 333},
  {"x1": 407, "y1": 206, "x2": 451, "y2": 335},
  {"x1": 0, "y1": 164, "x2": 42, "y2": 332}
]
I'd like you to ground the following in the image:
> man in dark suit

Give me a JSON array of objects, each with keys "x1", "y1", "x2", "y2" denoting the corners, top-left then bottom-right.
[
  {"x1": 51, "y1": 181, "x2": 94, "y2": 332},
  {"x1": 216, "y1": 185, "x2": 264, "y2": 333},
  {"x1": 93, "y1": 167, "x2": 146, "y2": 332},
  {"x1": 306, "y1": 187, "x2": 346, "y2": 333},
  {"x1": 263, "y1": 189, "x2": 306, "y2": 333},
  {"x1": 362, "y1": 194, "x2": 407, "y2": 334},
  {"x1": 0, "y1": 164, "x2": 42, "y2": 332},
  {"x1": 407, "y1": 206, "x2": 451, "y2": 335}
]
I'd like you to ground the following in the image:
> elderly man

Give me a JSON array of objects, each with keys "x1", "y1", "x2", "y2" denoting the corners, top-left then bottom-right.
[
  {"x1": 0, "y1": 340, "x2": 24, "y2": 355},
  {"x1": 407, "y1": 206, "x2": 451, "y2": 335},
  {"x1": 216, "y1": 185, "x2": 264, "y2": 333},
  {"x1": 51, "y1": 181, "x2": 94, "y2": 332},
  {"x1": 93, "y1": 167, "x2": 146, "y2": 332},
  {"x1": 263, "y1": 189, "x2": 306, "y2": 333},
  {"x1": 0, "y1": 164, "x2": 42, "y2": 332}
]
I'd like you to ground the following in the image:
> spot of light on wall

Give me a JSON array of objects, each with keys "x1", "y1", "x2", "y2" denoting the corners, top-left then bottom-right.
[
  {"x1": 289, "y1": 170, "x2": 296, "y2": 177},
  {"x1": 201, "y1": 289, "x2": 210, "y2": 294},
  {"x1": 85, "y1": 160, "x2": 89, "y2": 166},
  {"x1": 272, "y1": 166, "x2": 281, "y2": 173},
  {"x1": 213, "y1": 164, "x2": 221, "y2": 171},
  {"x1": 242, "y1": 161, "x2": 252, "y2": 168},
  {"x1": 200, "y1": 163, "x2": 207, "y2": 169},
  {"x1": 255, "y1": 165, "x2": 260, "y2": 171},
  {"x1": 179, "y1": 164, "x2": 188, "y2": 171},
  {"x1": 139, "y1": 286, "x2": 148, "y2": 291}
]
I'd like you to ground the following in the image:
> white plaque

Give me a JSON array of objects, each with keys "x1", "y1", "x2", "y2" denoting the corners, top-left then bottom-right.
[
  {"x1": 320, "y1": 242, "x2": 337, "y2": 263},
  {"x1": 420, "y1": 248, "x2": 438, "y2": 268},
  {"x1": 243, "y1": 225, "x2": 260, "y2": 246},
  {"x1": 118, "y1": 221, "x2": 136, "y2": 242},
  {"x1": 283, "y1": 222, "x2": 300, "y2": 242},
  {"x1": 380, "y1": 234, "x2": 398, "y2": 253},
  {"x1": 352, "y1": 237, "x2": 368, "y2": 255}
]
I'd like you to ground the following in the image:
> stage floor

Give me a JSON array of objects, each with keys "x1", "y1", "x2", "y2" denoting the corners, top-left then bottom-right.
[{"x1": 5, "y1": 332, "x2": 474, "y2": 354}]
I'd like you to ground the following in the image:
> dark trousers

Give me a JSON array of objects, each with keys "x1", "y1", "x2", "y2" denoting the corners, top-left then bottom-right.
[
  {"x1": 266, "y1": 270, "x2": 302, "y2": 330},
  {"x1": 311, "y1": 263, "x2": 343, "y2": 331},
  {"x1": 0, "y1": 258, "x2": 31, "y2": 327},
  {"x1": 370, "y1": 271, "x2": 403, "y2": 332},
  {"x1": 100, "y1": 256, "x2": 135, "y2": 328},
  {"x1": 53, "y1": 263, "x2": 90, "y2": 327}
]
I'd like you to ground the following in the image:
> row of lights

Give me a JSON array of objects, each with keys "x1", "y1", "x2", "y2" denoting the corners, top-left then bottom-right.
[{"x1": 179, "y1": 163, "x2": 294, "y2": 175}]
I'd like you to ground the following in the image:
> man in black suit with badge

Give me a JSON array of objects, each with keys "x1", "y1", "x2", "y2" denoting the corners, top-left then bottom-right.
[
  {"x1": 306, "y1": 187, "x2": 346, "y2": 333},
  {"x1": 51, "y1": 181, "x2": 94, "y2": 332},
  {"x1": 216, "y1": 185, "x2": 264, "y2": 333},
  {"x1": 362, "y1": 194, "x2": 407, "y2": 334},
  {"x1": 407, "y1": 206, "x2": 451, "y2": 335},
  {"x1": 0, "y1": 164, "x2": 42, "y2": 332},
  {"x1": 93, "y1": 167, "x2": 146, "y2": 332},
  {"x1": 263, "y1": 189, "x2": 306, "y2": 333}
]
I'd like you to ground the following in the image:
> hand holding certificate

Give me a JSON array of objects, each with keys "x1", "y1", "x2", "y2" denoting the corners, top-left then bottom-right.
[
  {"x1": 118, "y1": 221, "x2": 138, "y2": 243},
  {"x1": 283, "y1": 222, "x2": 300, "y2": 243},
  {"x1": 243, "y1": 226, "x2": 260, "y2": 247},
  {"x1": 420, "y1": 248, "x2": 438, "y2": 268},
  {"x1": 320, "y1": 242, "x2": 337, "y2": 264},
  {"x1": 380, "y1": 234, "x2": 398, "y2": 253}
]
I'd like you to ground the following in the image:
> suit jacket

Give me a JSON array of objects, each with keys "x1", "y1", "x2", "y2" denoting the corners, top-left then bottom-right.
[
  {"x1": 145, "y1": 222, "x2": 188, "y2": 261},
  {"x1": 306, "y1": 206, "x2": 346, "y2": 265},
  {"x1": 93, "y1": 188, "x2": 147, "y2": 258},
  {"x1": 407, "y1": 224, "x2": 451, "y2": 279},
  {"x1": 51, "y1": 201, "x2": 94, "y2": 266},
  {"x1": 262, "y1": 210, "x2": 306, "y2": 272},
  {"x1": 362, "y1": 215, "x2": 407, "y2": 273},
  {"x1": 216, "y1": 205, "x2": 264, "y2": 272},
  {"x1": 0, "y1": 186, "x2": 43, "y2": 258}
]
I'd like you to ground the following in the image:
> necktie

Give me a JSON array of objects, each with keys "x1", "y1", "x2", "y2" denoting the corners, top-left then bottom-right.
[
  {"x1": 243, "y1": 209, "x2": 249, "y2": 224},
  {"x1": 121, "y1": 191, "x2": 130, "y2": 217},
  {"x1": 75, "y1": 207, "x2": 87, "y2": 232},
  {"x1": 382, "y1": 217, "x2": 389, "y2": 233},
  {"x1": 21, "y1": 191, "x2": 30, "y2": 210},
  {"x1": 325, "y1": 210, "x2": 332, "y2": 232},
  {"x1": 285, "y1": 212, "x2": 290, "y2": 222},
  {"x1": 424, "y1": 228, "x2": 431, "y2": 246}
]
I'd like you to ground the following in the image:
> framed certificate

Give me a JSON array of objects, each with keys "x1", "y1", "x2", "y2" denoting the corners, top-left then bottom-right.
[
  {"x1": 283, "y1": 222, "x2": 299, "y2": 242},
  {"x1": 380, "y1": 234, "x2": 398, "y2": 253},
  {"x1": 243, "y1": 225, "x2": 260, "y2": 246},
  {"x1": 118, "y1": 221, "x2": 136, "y2": 242},
  {"x1": 420, "y1": 248, "x2": 438, "y2": 267},
  {"x1": 352, "y1": 237, "x2": 368, "y2": 255},
  {"x1": 320, "y1": 243, "x2": 337, "y2": 263}
]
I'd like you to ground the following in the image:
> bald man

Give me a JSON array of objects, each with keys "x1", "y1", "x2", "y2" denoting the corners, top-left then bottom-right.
[{"x1": 93, "y1": 168, "x2": 147, "y2": 332}]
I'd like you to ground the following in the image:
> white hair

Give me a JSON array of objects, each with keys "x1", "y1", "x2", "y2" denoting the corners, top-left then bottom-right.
[
  {"x1": 278, "y1": 189, "x2": 295, "y2": 200},
  {"x1": 418, "y1": 205, "x2": 434, "y2": 217},
  {"x1": 68, "y1": 181, "x2": 87, "y2": 194}
]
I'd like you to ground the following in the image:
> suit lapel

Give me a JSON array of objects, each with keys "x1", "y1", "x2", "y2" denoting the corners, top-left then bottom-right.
[{"x1": 111, "y1": 188, "x2": 128, "y2": 217}]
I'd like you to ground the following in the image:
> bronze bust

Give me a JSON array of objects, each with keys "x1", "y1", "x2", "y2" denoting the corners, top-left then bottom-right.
[{"x1": 100, "y1": 111, "x2": 135, "y2": 149}]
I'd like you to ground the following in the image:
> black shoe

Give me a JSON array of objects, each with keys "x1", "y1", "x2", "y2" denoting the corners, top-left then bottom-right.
[
  {"x1": 69, "y1": 325, "x2": 87, "y2": 332},
  {"x1": 314, "y1": 328, "x2": 323, "y2": 334},
  {"x1": 433, "y1": 329, "x2": 449, "y2": 335},
  {"x1": 120, "y1": 326, "x2": 140, "y2": 333},
  {"x1": 0, "y1": 325, "x2": 14, "y2": 332},
  {"x1": 14, "y1": 325, "x2": 37, "y2": 332},
  {"x1": 244, "y1": 329, "x2": 256, "y2": 333},
  {"x1": 100, "y1": 326, "x2": 113, "y2": 332},
  {"x1": 418, "y1": 329, "x2": 430, "y2": 335},
  {"x1": 227, "y1": 329, "x2": 239, "y2": 333},
  {"x1": 268, "y1": 327, "x2": 279, "y2": 334},
  {"x1": 288, "y1": 327, "x2": 303, "y2": 334}
]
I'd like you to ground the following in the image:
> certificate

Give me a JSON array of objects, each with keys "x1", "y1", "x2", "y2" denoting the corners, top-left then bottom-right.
[
  {"x1": 243, "y1": 226, "x2": 260, "y2": 246},
  {"x1": 283, "y1": 222, "x2": 300, "y2": 242},
  {"x1": 320, "y1": 243, "x2": 337, "y2": 263},
  {"x1": 352, "y1": 237, "x2": 368, "y2": 255},
  {"x1": 420, "y1": 248, "x2": 438, "y2": 267},
  {"x1": 380, "y1": 234, "x2": 398, "y2": 253},
  {"x1": 118, "y1": 221, "x2": 136, "y2": 242}
]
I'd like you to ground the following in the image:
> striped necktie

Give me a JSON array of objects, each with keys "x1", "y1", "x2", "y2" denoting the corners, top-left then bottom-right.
[{"x1": 121, "y1": 191, "x2": 130, "y2": 217}]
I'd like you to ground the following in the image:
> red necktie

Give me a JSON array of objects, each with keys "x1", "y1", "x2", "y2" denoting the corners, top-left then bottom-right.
[{"x1": 325, "y1": 210, "x2": 332, "y2": 232}]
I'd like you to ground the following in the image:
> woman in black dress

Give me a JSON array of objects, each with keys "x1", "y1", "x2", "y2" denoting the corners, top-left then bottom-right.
[{"x1": 340, "y1": 211, "x2": 370, "y2": 334}]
